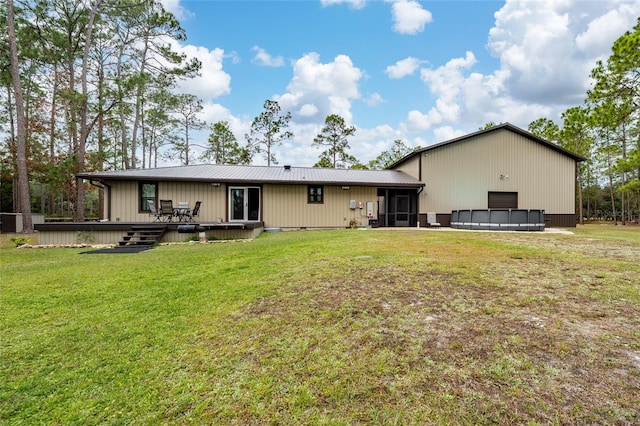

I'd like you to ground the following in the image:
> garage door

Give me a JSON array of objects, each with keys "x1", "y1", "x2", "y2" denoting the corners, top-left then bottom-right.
[{"x1": 488, "y1": 192, "x2": 518, "y2": 209}]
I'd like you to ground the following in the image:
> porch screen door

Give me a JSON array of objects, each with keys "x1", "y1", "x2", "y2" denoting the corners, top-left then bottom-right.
[
  {"x1": 230, "y1": 187, "x2": 260, "y2": 221},
  {"x1": 396, "y1": 195, "x2": 410, "y2": 226}
]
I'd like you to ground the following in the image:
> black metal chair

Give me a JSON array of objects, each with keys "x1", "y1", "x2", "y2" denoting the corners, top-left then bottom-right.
[
  {"x1": 147, "y1": 200, "x2": 163, "y2": 222},
  {"x1": 185, "y1": 201, "x2": 201, "y2": 222},
  {"x1": 159, "y1": 199, "x2": 175, "y2": 222}
]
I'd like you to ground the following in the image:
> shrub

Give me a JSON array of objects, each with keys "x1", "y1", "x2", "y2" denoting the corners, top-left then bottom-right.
[{"x1": 9, "y1": 236, "x2": 29, "y2": 247}]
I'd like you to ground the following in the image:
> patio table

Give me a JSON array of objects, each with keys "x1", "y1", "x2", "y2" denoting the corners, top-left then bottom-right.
[{"x1": 173, "y1": 207, "x2": 190, "y2": 222}]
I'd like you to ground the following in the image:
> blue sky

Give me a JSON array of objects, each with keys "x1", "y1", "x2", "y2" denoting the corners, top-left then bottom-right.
[{"x1": 160, "y1": 0, "x2": 640, "y2": 167}]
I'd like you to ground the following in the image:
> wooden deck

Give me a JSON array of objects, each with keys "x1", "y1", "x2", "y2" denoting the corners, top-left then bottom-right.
[{"x1": 34, "y1": 221, "x2": 264, "y2": 245}]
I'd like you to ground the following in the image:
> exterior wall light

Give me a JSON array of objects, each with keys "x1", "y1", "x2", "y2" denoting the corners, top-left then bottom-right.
[
  {"x1": 212, "y1": 182, "x2": 221, "y2": 187},
  {"x1": 341, "y1": 186, "x2": 350, "y2": 190}
]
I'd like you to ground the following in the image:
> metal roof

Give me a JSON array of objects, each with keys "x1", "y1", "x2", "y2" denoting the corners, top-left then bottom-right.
[
  {"x1": 77, "y1": 164, "x2": 424, "y2": 188},
  {"x1": 389, "y1": 122, "x2": 587, "y2": 168}
]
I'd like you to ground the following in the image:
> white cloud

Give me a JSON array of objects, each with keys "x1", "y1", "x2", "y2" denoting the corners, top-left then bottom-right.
[
  {"x1": 160, "y1": 0, "x2": 640, "y2": 167},
  {"x1": 575, "y1": 5, "x2": 639, "y2": 54},
  {"x1": 420, "y1": 51, "x2": 476, "y2": 100},
  {"x1": 320, "y1": 0, "x2": 366, "y2": 9},
  {"x1": 391, "y1": 0, "x2": 433, "y2": 35},
  {"x1": 188, "y1": 101, "x2": 255, "y2": 154},
  {"x1": 488, "y1": 0, "x2": 640, "y2": 105},
  {"x1": 432, "y1": 126, "x2": 467, "y2": 143},
  {"x1": 276, "y1": 52, "x2": 363, "y2": 123},
  {"x1": 160, "y1": 0, "x2": 193, "y2": 21},
  {"x1": 251, "y1": 46, "x2": 285, "y2": 67},
  {"x1": 399, "y1": 51, "x2": 475, "y2": 130},
  {"x1": 170, "y1": 41, "x2": 231, "y2": 101},
  {"x1": 350, "y1": 124, "x2": 404, "y2": 161},
  {"x1": 401, "y1": 109, "x2": 439, "y2": 133},
  {"x1": 227, "y1": 51, "x2": 241, "y2": 65},
  {"x1": 277, "y1": 122, "x2": 324, "y2": 166},
  {"x1": 199, "y1": 103, "x2": 238, "y2": 128},
  {"x1": 401, "y1": 0, "x2": 640, "y2": 137},
  {"x1": 299, "y1": 103, "x2": 319, "y2": 117},
  {"x1": 386, "y1": 57, "x2": 422, "y2": 79},
  {"x1": 363, "y1": 92, "x2": 384, "y2": 107}
]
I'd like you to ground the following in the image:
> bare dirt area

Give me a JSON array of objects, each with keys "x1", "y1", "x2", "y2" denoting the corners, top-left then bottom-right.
[{"x1": 198, "y1": 229, "x2": 640, "y2": 424}]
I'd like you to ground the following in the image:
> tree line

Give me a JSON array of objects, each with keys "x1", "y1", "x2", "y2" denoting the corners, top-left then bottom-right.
[
  {"x1": 2, "y1": 2, "x2": 637, "y2": 230},
  {"x1": 1, "y1": 0, "x2": 413, "y2": 231},
  {"x1": 525, "y1": 18, "x2": 639, "y2": 225}
]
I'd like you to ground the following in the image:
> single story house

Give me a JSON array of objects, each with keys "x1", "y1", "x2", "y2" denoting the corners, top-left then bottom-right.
[
  {"x1": 36, "y1": 165, "x2": 424, "y2": 244},
  {"x1": 35, "y1": 123, "x2": 584, "y2": 245}
]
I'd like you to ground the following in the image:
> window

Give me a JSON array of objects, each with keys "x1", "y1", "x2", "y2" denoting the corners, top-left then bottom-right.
[
  {"x1": 308, "y1": 185, "x2": 323, "y2": 203},
  {"x1": 139, "y1": 182, "x2": 158, "y2": 212},
  {"x1": 488, "y1": 191, "x2": 518, "y2": 209}
]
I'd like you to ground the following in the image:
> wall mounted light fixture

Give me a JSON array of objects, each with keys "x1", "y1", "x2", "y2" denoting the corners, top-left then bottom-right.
[
  {"x1": 341, "y1": 186, "x2": 350, "y2": 190},
  {"x1": 212, "y1": 182, "x2": 221, "y2": 187}
]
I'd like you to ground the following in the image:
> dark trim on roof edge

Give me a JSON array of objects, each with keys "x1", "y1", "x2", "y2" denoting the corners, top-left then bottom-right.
[
  {"x1": 388, "y1": 122, "x2": 587, "y2": 169},
  {"x1": 76, "y1": 164, "x2": 424, "y2": 188},
  {"x1": 76, "y1": 175, "x2": 424, "y2": 188}
]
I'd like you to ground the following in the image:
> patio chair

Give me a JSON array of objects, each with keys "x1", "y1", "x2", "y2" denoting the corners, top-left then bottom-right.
[
  {"x1": 185, "y1": 201, "x2": 201, "y2": 222},
  {"x1": 426, "y1": 212, "x2": 441, "y2": 228},
  {"x1": 147, "y1": 200, "x2": 163, "y2": 222},
  {"x1": 159, "y1": 199, "x2": 175, "y2": 222}
]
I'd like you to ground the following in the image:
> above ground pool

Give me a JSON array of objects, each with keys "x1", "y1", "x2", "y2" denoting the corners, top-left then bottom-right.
[{"x1": 451, "y1": 209, "x2": 545, "y2": 231}]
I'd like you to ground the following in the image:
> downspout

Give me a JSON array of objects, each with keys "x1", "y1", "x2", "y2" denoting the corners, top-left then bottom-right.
[
  {"x1": 416, "y1": 186, "x2": 424, "y2": 227},
  {"x1": 418, "y1": 153, "x2": 424, "y2": 226}
]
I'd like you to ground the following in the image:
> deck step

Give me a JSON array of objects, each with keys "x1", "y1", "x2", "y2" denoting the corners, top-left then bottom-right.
[{"x1": 118, "y1": 225, "x2": 167, "y2": 247}]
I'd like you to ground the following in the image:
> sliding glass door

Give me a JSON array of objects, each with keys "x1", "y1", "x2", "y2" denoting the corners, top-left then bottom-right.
[{"x1": 229, "y1": 187, "x2": 260, "y2": 221}]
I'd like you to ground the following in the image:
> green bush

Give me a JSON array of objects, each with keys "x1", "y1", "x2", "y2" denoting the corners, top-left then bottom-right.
[{"x1": 9, "y1": 236, "x2": 29, "y2": 247}]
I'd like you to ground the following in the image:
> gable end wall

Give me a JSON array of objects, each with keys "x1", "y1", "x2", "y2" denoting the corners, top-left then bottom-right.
[{"x1": 416, "y1": 129, "x2": 576, "y2": 215}]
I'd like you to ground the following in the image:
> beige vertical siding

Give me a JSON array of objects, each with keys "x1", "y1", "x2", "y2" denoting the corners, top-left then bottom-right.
[
  {"x1": 37, "y1": 228, "x2": 261, "y2": 245},
  {"x1": 161, "y1": 227, "x2": 262, "y2": 242},
  {"x1": 263, "y1": 184, "x2": 377, "y2": 228},
  {"x1": 38, "y1": 230, "x2": 124, "y2": 245},
  {"x1": 105, "y1": 181, "x2": 377, "y2": 228},
  {"x1": 417, "y1": 129, "x2": 576, "y2": 215},
  {"x1": 393, "y1": 155, "x2": 421, "y2": 179},
  {"x1": 106, "y1": 181, "x2": 227, "y2": 222}
]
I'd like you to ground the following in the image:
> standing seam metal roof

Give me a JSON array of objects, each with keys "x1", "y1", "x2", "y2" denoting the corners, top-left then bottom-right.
[{"x1": 77, "y1": 164, "x2": 424, "y2": 187}]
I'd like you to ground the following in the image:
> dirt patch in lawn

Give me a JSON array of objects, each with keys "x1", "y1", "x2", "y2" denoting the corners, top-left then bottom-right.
[{"x1": 191, "y1": 232, "x2": 640, "y2": 424}]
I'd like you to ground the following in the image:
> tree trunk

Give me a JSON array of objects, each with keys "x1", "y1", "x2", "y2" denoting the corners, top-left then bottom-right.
[
  {"x1": 75, "y1": 0, "x2": 102, "y2": 222},
  {"x1": 577, "y1": 164, "x2": 584, "y2": 225},
  {"x1": 97, "y1": 62, "x2": 105, "y2": 220},
  {"x1": 6, "y1": 0, "x2": 33, "y2": 232},
  {"x1": 48, "y1": 68, "x2": 59, "y2": 215},
  {"x1": 606, "y1": 152, "x2": 618, "y2": 225},
  {"x1": 5, "y1": 85, "x2": 17, "y2": 213}
]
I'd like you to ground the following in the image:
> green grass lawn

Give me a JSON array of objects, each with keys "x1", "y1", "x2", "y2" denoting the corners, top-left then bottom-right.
[{"x1": 1, "y1": 225, "x2": 639, "y2": 424}]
